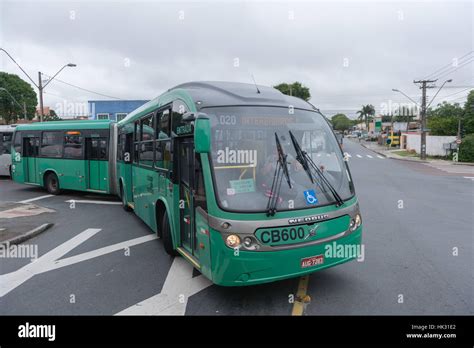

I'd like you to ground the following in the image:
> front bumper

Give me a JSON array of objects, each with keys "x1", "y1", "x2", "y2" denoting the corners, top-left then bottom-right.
[{"x1": 210, "y1": 225, "x2": 362, "y2": 286}]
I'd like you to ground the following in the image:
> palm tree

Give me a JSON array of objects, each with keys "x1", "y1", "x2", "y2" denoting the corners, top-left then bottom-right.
[{"x1": 357, "y1": 104, "x2": 375, "y2": 131}]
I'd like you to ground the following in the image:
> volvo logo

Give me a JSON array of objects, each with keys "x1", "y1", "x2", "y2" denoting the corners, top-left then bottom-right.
[
  {"x1": 304, "y1": 225, "x2": 320, "y2": 240},
  {"x1": 288, "y1": 214, "x2": 329, "y2": 225}
]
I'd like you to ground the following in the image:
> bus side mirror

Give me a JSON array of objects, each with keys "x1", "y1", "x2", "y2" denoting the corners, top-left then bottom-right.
[{"x1": 194, "y1": 115, "x2": 211, "y2": 153}]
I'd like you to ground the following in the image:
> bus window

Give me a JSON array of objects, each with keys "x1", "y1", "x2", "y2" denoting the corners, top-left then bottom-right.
[
  {"x1": 194, "y1": 154, "x2": 207, "y2": 211},
  {"x1": 86, "y1": 138, "x2": 108, "y2": 160},
  {"x1": 41, "y1": 131, "x2": 63, "y2": 158},
  {"x1": 24, "y1": 137, "x2": 40, "y2": 157},
  {"x1": 140, "y1": 114, "x2": 155, "y2": 141},
  {"x1": 2, "y1": 133, "x2": 13, "y2": 155},
  {"x1": 172, "y1": 100, "x2": 188, "y2": 136},
  {"x1": 13, "y1": 132, "x2": 22, "y2": 154},
  {"x1": 63, "y1": 132, "x2": 83, "y2": 159},
  {"x1": 158, "y1": 109, "x2": 171, "y2": 138},
  {"x1": 118, "y1": 132, "x2": 125, "y2": 161},
  {"x1": 139, "y1": 141, "x2": 154, "y2": 166},
  {"x1": 133, "y1": 121, "x2": 140, "y2": 164}
]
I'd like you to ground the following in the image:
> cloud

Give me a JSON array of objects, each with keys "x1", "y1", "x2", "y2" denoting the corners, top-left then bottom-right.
[{"x1": 1, "y1": 0, "x2": 472, "y2": 118}]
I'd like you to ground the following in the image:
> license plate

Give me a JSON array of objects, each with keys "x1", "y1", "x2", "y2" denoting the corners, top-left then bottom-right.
[{"x1": 301, "y1": 255, "x2": 324, "y2": 268}]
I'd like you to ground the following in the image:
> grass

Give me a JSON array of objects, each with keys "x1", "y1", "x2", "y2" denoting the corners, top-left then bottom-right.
[
  {"x1": 391, "y1": 150, "x2": 418, "y2": 157},
  {"x1": 391, "y1": 150, "x2": 450, "y2": 161}
]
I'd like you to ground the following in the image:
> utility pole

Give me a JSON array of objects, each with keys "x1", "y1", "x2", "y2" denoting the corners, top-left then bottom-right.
[
  {"x1": 413, "y1": 79, "x2": 436, "y2": 160},
  {"x1": 38, "y1": 71, "x2": 44, "y2": 122}
]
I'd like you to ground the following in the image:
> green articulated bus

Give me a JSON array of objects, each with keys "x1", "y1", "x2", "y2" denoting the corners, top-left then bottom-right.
[
  {"x1": 11, "y1": 119, "x2": 117, "y2": 195},
  {"x1": 116, "y1": 81, "x2": 362, "y2": 286}
]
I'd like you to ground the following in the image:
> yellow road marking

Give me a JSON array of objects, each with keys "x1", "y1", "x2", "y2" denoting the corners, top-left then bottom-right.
[{"x1": 292, "y1": 275, "x2": 311, "y2": 316}]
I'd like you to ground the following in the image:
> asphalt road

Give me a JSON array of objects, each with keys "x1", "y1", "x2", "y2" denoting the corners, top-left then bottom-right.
[{"x1": 0, "y1": 140, "x2": 472, "y2": 315}]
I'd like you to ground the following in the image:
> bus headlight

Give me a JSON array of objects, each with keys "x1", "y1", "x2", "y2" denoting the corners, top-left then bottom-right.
[
  {"x1": 349, "y1": 214, "x2": 362, "y2": 232},
  {"x1": 225, "y1": 234, "x2": 241, "y2": 248}
]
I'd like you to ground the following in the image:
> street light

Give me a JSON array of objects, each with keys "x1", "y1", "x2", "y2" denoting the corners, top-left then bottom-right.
[
  {"x1": 38, "y1": 63, "x2": 76, "y2": 121},
  {"x1": 427, "y1": 79, "x2": 453, "y2": 108},
  {"x1": 392, "y1": 88, "x2": 420, "y2": 106},
  {"x1": 0, "y1": 87, "x2": 27, "y2": 119},
  {"x1": 0, "y1": 48, "x2": 76, "y2": 122},
  {"x1": 392, "y1": 88, "x2": 420, "y2": 133}
]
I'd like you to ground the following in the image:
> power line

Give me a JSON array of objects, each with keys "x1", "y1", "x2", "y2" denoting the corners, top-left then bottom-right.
[
  {"x1": 423, "y1": 50, "x2": 473, "y2": 80},
  {"x1": 432, "y1": 87, "x2": 472, "y2": 100},
  {"x1": 435, "y1": 58, "x2": 474, "y2": 81},
  {"x1": 42, "y1": 74, "x2": 122, "y2": 100}
]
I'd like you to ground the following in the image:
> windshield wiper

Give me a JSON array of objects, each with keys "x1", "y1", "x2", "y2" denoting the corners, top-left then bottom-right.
[
  {"x1": 289, "y1": 130, "x2": 344, "y2": 207},
  {"x1": 266, "y1": 133, "x2": 292, "y2": 216}
]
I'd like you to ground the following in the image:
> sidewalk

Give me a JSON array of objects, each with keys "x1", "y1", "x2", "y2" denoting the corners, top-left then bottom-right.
[
  {"x1": 350, "y1": 138, "x2": 474, "y2": 165},
  {"x1": 0, "y1": 202, "x2": 54, "y2": 244}
]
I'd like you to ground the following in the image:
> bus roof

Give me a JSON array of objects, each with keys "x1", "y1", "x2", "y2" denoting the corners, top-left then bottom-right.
[
  {"x1": 0, "y1": 125, "x2": 16, "y2": 132},
  {"x1": 118, "y1": 81, "x2": 316, "y2": 125},
  {"x1": 14, "y1": 120, "x2": 113, "y2": 131}
]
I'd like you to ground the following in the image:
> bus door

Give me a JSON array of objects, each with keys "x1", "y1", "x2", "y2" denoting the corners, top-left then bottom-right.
[
  {"x1": 23, "y1": 136, "x2": 39, "y2": 183},
  {"x1": 86, "y1": 137, "x2": 108, "y2": 191},
  {"x1": 125, "y1": 132, "x2": 134, "y2": 205},
  {"x1": 177, "y1": 137, "x2": 197, "y2": 255}
]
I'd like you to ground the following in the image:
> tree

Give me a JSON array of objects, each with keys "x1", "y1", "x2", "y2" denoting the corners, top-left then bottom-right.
[
  {"x1": 43, "y1": 109, "x2": 61, "y2": 122},
  {"x1": 331, "y1": 113, "x2": 354, "y2": 131},
  {"x1": 273, "y1": 82, "x2": 311, "y2": 101},
  {"x1": 0, "y1": 72, "x2": 37, "y2": 124},
  {"x1": 356, "y1": 104, "x2": 375, "y2": 130},
  {"x1": 427, "y1": 101, "x2": 464, "y2": 136},
  {"x1": 462, "y1": 90, "x2": 474, "y2": 135}
]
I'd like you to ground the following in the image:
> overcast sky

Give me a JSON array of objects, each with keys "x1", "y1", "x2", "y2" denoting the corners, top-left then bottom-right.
[{"x1": 1, "y1": 0, "x2": 472, "y2": 118}]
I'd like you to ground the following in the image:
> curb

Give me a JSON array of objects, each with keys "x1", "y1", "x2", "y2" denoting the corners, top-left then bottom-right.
[
  {"x1": 359, "y1": 143, "x2": 432, "y2": 163},
  {"x1": 453, "y1": 162, "x2": 474, "y2": 166},
  {"x1": 0, "y1": 223, "x2": 54, "y2": 246}
]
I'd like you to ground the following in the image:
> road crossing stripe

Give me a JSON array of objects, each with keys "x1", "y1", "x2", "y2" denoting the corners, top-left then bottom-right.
[
  {"x1": 18, "y1": 195, "x2": 54, "y2": 204},
  {"x1": 377, "y1": 155, "x2": 384, "y2": 159},
  {"x1": 463, "y1": 176, "x2": 474, "y2": 181},
  {"x1": 366, "y1": 155, "x2": 373, "y2": 158},
  {"x1": 356, "y1": 154, "x2": 363, "y2": 158}
]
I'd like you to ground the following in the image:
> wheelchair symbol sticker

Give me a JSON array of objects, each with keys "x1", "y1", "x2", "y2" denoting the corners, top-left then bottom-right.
[{"x1": 304, "y1": 190, "x2": 318, "y2": 205}]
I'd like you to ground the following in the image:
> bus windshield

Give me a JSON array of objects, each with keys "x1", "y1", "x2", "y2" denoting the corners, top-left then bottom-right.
[{"x1": 205, "y1": 106, "x2": 354, "y2": 213}]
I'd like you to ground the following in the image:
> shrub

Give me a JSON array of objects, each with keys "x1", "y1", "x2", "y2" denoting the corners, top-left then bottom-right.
[{"x1": 459, "y1": 134, "x2": 474, "y2": 162}]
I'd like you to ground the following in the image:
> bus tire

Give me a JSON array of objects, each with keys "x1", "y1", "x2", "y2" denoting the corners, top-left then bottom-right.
[
  {"x1": 120, "y1": 184, "x2": 132, "y2": 212},
  {"x1": 45, "y1": 172, "x2": 61, "y2": 195},
  {"x1": 162, "y1": 212, "x2": 177, "y2": 256}
]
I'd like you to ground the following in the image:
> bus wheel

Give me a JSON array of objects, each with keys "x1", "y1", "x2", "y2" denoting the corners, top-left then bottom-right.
[
  {"x1": 162, "y1": 212, "x2": 177, "y2": 256},
  {"x1": 120, "y1": 185, "x2": 132, "y2": 212},
  {"x1": 45, "y1": 172, "x2": 61, "y2": 195}
]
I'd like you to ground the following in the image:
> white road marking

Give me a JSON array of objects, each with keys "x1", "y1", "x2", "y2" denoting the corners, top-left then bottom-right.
[
  {"x1": 18, "y1": 195, "x2": 54, "y2": 204},
  {"x1": 317, "y1": 154, "x2": 321, "y2": 157},
  {"x1": 377, "y1": 155, "x2": 384, "y2": 159},
  {"x1": 43, "y1": 235, "x2": 157, "y2": 273},
  {"x1": 65, "y1": 199, "x2": 122, "y2": 205},
  {"x1": 356, "y1": 154, "x2": 363, "y2": 158},
  {"x1": 463, "y1": 176, "x2": 474, "y2": 181},
  {"x1": 366, "y1": 155, "x2": 373, "y2": 158},
  {"x1": 344, "y1": 153, "x2": 352, "y2": 158},
  {"x1": 0, "y1": 228, "x2": 157, "y2": 297},
  {"x1": 116, "y1": 257, "x2": 212, "y2": 315},
  {"x1": 0, "y1": 228, "x2": 101, "y2": 297}
]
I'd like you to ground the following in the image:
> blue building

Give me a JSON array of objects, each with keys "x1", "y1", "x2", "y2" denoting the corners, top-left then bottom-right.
[{"x1": 88, "y1": 100, "x2": 149, "y2": 121}]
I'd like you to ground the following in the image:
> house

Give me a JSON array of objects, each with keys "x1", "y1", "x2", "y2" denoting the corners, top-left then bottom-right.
[{"x1": 88, "y1": 100, "x2": 149, "y2": 121}]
